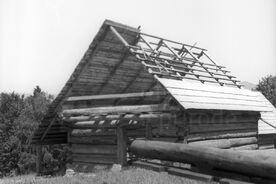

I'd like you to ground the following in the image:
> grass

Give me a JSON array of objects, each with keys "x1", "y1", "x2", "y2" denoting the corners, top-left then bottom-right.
[{"x1": 0, "y1": 167, "x2": 207, "y2": 184}]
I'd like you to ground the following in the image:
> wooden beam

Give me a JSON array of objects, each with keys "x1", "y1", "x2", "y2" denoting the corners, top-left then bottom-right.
[
  {"x1": 66, "y1": 91, "x2": 167, "y2": 102},
  {"x1": 63, "y1": 113, "x2": 173, "y2": 124},
  {"x1": 36, "y1": 145, "x2": 42, "y2": 175},
  {"x1": 117, "y1": 126, "x2": 127, "y2": 166},
  {"x1": 110, "y1": 26, "x2": 130, "y2": 47},
  {"x1": 62, "y1": 104, "x2": 179, "y2": 117},
  {"x1": 140, "y1": 32, "x2": 207, "y2": 51}
]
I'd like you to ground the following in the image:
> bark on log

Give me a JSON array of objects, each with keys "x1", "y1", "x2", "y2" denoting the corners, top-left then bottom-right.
[
  {"x1": 187, "y1": 131, "x2": 257, "y2": 142},
  {"x1": 189, "y1": 137, "x2": 257, "y2": 149},
  {"x1": 231, "y1": 144, "x2": 258, "y2": 150},
  {"x1": 129, "y1": 140, "x2": 276, "y2": 179}
]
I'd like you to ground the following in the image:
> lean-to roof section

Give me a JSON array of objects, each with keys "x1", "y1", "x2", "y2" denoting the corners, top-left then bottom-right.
[
  {"x1": 256, "y1": 93, "x2": 276, "y2": 134},
  {"x1": 157, "y1": 78, "x2": 273, "y2": 112}
]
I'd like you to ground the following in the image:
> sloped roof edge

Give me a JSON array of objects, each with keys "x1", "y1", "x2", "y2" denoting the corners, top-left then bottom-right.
[{"x1": 32, "y1": 20, "x2": 140, "y2": 144}]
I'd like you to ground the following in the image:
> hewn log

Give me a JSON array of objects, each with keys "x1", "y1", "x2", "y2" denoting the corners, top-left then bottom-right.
[
  {"x1": 71, "y1": 129, "x2": 116, "y2": 137},
  {"x1": 117, "y1": 127, "x2": 127, "y2": 166},
  {"x1": 189, "y1": 122, "x2": 257, "y2": 133},
  {"x1": 69, "y1": 136, "x2": 117, "y2": 145},
  {"x1": 72, "y1": 144, "x2": 117, "y2": 155},
  {"x1": 129, "y1": 140, "x2": 276, "y2": 179},
  {"x1": 63, "y1": 113, "x2": 172, "y2": 123},
  {"x1": 189, "y1": 137, "x2": 257, "y2": 149},
  {"x1": 66, "y1": 91, "x2": 167, "y2": 102},
  {"x1": 62, "y1": 104, "x2": 179, "y2": 117}
]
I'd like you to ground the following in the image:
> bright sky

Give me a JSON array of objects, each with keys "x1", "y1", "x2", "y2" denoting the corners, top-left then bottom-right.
[{"x1": 0, "y1": 0, "x2": 275, "y2": 95}]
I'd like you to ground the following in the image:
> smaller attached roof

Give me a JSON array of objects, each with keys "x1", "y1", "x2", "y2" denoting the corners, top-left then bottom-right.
[
  {"x1": 158, "y1": 78, "x2": 273, "y2": 112},
  {"x1": 257, "y1": 93, "x2": 276, "y2": 134}
]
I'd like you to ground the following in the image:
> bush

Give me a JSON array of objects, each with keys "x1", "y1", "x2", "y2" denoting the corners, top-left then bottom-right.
[{"x1": 0, "y1": 87, "x2": 67, "y2": 177}]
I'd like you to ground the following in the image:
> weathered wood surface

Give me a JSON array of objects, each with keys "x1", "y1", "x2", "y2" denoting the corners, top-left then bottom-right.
[
  {"x1": 63, "y1": 113, "x2": 173, "y2": 123},
  {"x1": 130, "y1": 140, "x2": 276, "y2": 179},
  {"x1": 71, "y1": 144, "x2": 117, "y2": 154},
  {"x1": 187, "y1": 131, "x2": 257, "y2": 142},
  {"x1": 62, "y1": 104, "x2": 179, "y2": 116},
  {"x1": 117, "y1": 127, "x2": 127, "y2": 166},
  {"x1": 66, "y1": 91, "x2": 167, "y2": 102},
  {"x1": 69, "y1": 136, "x2": 117, "y2": 145},
  {"x1": 157, "y1": 78, "x2": 272, "y2": 111},
  {"x1": 258, "y1": 133, "x2": 276, "y2": 149},
  {"x1": 71, "y1": 129, "x2": 116, "y2": 137},
  {"x1": 72, "y1": 154, "x2": 117, "y2": 164},
  {"x1": 188, "y1": 137, "x2": 257, "y2": 149}
]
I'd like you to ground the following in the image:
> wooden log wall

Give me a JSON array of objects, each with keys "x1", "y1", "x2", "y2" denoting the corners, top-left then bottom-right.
[
  {"x1": 185, "y1": 110, "x2": 260, "y2": 150},
  {"x1": 68, "y1": 128, "x2": 117, "y2": 169},
  {"x1": 258, "y1": 133, "x2": 276, "y2": 149}
]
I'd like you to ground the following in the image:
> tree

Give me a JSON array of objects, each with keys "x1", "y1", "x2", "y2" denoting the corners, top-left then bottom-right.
[
  {"x1": 256, "y1": 75, "x2": 276, "y2": 106},
  {"x1": 0, "y1": 87, "x2": 67, "y2": 177}
]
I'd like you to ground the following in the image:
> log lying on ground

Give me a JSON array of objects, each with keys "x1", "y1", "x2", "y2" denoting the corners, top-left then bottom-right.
[
  {"x1": 130, "y1": 140, "x2": 276, "y2": 179},
  {"x1": 189, "y1": 137, "x2": 257, "y2": 149}
]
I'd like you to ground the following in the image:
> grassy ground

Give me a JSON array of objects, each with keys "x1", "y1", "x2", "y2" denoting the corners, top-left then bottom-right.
[{"x1": 0, "y1": 167, "x2": 207, "y2": 184}]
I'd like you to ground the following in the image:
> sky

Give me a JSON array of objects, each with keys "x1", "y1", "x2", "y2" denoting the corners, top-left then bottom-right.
[{"x1": 0, "y1": 0, "x2": 275, "y2": 95}]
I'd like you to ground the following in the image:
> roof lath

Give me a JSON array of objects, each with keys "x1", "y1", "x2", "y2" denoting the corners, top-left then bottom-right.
[{"x1": 110, "y1": 26, "x2": 242, "y2": 88}]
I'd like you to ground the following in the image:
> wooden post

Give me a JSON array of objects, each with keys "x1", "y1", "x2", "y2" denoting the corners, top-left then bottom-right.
[
  {"x1": 145, "y1": 121, "x2": 152, "y2": 140},
  {"x1": 117, "y1": 126, "x2": 127, "y2": 166},
  {"x1": 36, "y1": 145, "x2": 42, "y2": 175}
]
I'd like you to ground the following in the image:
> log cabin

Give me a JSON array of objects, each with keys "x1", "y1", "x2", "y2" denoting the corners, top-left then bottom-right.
[{"x1": 31, "y1": 20, "x2": 276, "y2": 173}]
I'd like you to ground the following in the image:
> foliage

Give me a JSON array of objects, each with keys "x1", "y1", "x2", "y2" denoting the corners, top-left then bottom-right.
[
  {"x1": 256, "y1": 75, "x2": 276, "y2": 106},
  {"x1": 0, "y1": 86, "x2": 67, "y2": 177}
]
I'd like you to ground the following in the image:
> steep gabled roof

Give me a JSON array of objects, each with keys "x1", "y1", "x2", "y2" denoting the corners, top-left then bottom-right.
[{"x1": 32, "y1": 20, "x2": 274, "y2": 144}]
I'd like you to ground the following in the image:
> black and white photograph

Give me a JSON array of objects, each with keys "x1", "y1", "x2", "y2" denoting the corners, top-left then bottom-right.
[{"x1": 0, "y1": 0, "x2": 276, "y2": 183}]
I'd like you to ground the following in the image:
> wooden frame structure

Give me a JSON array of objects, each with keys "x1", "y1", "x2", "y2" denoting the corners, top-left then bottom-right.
[{"x1": 31, "y1": 20, "x2": 275, "y2": 174}]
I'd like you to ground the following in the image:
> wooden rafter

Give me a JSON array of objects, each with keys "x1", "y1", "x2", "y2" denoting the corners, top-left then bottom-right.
[{"x1": 128, "y1": 33, "x2": 242, "y2": 88}]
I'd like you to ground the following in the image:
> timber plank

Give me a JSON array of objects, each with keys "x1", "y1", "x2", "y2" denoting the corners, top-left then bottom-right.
[
  {"x1": 69, "y1": 136, "x2": 116, "y2": 145},
  {"x1": 72, "y1": 153, "x2": 117, "y2": 164},
  {"x1": 189, "y1": 123, "x2": 257, "y2": 133},
  {"x1": 72, "y1": 144, "x2": 117, "y2": 154}
]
